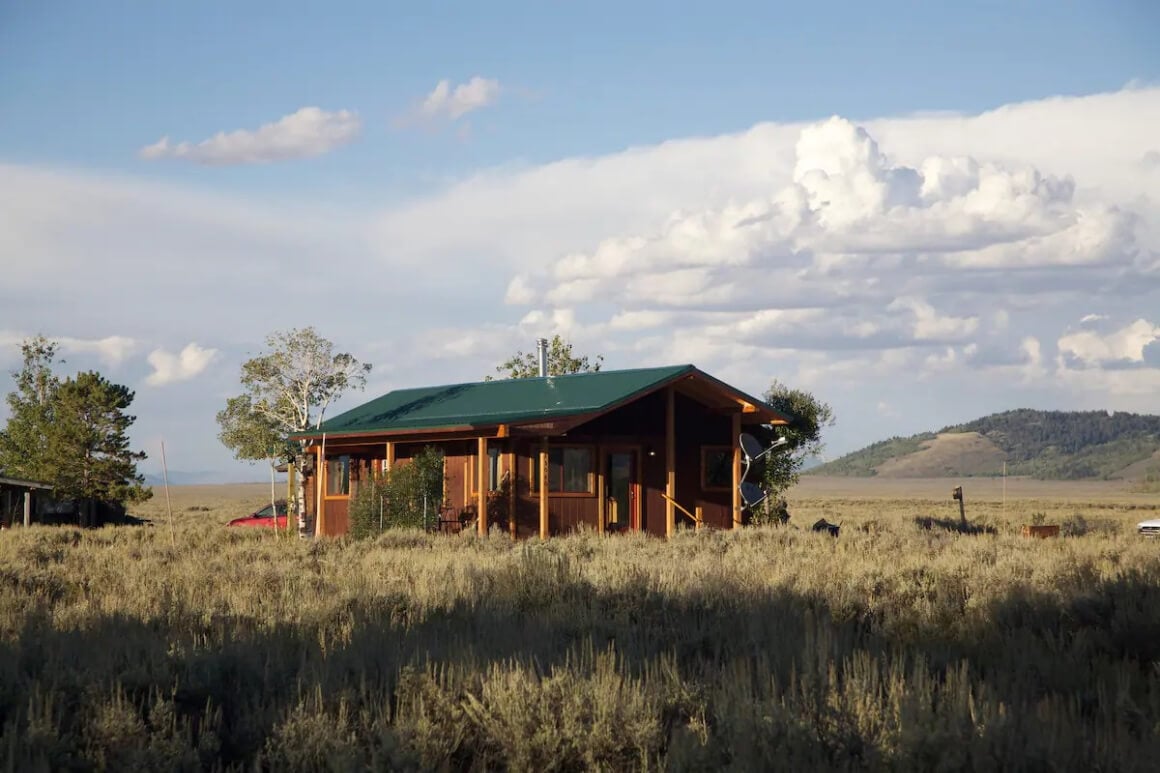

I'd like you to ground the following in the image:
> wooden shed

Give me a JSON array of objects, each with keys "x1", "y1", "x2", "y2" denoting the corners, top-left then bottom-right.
[
  {"x1": 295, "y1": 364, "x2": 791, "y2": 538},
  {"x1": 0, "y1": 475, "x2": 52, "y2": 529}
]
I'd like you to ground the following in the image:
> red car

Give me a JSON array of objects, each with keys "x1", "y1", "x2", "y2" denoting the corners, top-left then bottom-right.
[{"x1": 227, "y1": 500, "x2": 290, "y2": 529}]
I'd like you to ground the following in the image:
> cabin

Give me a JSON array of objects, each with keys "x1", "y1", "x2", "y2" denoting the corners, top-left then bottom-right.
[
  {"x1": 0, "y1": 475, "x2": 52, "y2": 529},
  {"x1": 295, "y1": 364, "x2": 791, "y2": 538}
]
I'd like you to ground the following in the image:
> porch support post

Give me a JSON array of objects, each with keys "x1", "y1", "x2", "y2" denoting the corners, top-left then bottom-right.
[
  {"x1": 665, "y1": 387, "x2": 676, "y2": 539},
  {"x1": 507, "y1": 446, "x2": 517, "y2": 539},
  {"x1": 596, "y1": 446, "x2": 606, "y2": 535},
  {"x1": 731, "y1": 412, "x2": 742, "y2": 529},
  {"x1": 477, "y1": 436, "x2": 488, "y2": 536},
  {"x1": 287, "y1": 463, "x2": 296, "y2": 532},
  {"x1": 23, "y1": 489, "x2": 31, "y2": 528},
  {"x1": 385, "y1": 441, "x2": 395, "y2": 472},
  {"x1": 539, "y1": 439, "x2": 549, "y2": 539},
  {"x1": 316, "y1": 444, "x2": 325, "y2": 536}
]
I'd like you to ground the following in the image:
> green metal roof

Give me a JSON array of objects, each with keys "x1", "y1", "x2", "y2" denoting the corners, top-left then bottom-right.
[
  {"x1": 298, "y1": 364, "x2": 791, "y2": 440},
  {"x1": 302, "y1": 365, "x2": 699, "y2": 438}
]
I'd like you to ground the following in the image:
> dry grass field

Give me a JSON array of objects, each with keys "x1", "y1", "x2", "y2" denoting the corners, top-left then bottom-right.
[{"x1": 1, "y1": 477, "x2": 1158, "y2": 771}]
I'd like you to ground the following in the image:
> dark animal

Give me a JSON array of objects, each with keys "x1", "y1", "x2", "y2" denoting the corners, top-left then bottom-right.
[{"x1": 812, "y1": 518, "x2": 841, "y2": 537}]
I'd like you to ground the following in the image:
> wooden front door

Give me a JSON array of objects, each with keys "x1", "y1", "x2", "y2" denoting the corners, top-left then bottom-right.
[{"x1": 606, "y1": 450, "x2": 640, "y2": 532}]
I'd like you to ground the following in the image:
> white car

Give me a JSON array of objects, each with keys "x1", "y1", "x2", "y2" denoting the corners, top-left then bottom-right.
[{"x1": 1138, "y1": 518, "x2": 1160, "y2": 537}]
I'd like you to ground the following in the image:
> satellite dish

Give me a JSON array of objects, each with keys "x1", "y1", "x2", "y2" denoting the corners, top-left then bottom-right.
[
  {"x1": 740, "y1": 433, "x2": 789, "y2": 465},
  {"x1": 740, "y1": 481, "x2": 767, "y2": 509},
  {"x1": 740, "y1": 433, "x2": 765, "y2": 462},
  {"x1": 737, "y1": 431, "x2": 790, "y2": 513}
]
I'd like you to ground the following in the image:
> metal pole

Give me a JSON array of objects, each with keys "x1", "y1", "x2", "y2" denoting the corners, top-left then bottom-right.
[
  {"x1": 270, "y1": 458, "x2": 279, "y2": 534},
  {"x1": 161, "y1": 440, "x2": 175, "y2": 545}
]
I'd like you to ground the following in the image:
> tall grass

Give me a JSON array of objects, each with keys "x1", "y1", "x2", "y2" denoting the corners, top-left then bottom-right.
[{"x1": 1, "y1": 489, "x2": 1159, "y2": 770}]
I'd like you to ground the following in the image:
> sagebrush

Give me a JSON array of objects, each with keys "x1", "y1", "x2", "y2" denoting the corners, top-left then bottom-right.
[{"x1": 1, "y1": 485, "x2": 1158, "y2": 771}]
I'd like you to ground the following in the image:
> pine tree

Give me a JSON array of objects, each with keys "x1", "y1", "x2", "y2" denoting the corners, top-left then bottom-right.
[
  {"x1": 0, "y1": 336, "x2": 62, "y2": 482},
  {"x1": 0, "y1": 337, "x2": 150, "y2": 509},
  {"x1": 49, "y1": 371, "x2": 150, "y2": 505}
]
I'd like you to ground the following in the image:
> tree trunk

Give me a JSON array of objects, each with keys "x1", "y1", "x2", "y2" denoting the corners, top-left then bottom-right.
[{"x1": 294, "y1": 451, "x2": 311, "y2": 538}]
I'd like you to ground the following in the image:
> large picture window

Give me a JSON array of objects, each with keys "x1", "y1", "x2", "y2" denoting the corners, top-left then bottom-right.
[
  {"x1": 533, "y1": 447, "x2": 593, "y2": 493},
  {"x1": 701, "y1": 446, "x2": 732, "y2": 491},
  {"x1": 326, "y1": 455, "x2": 351, "y2": 496}
]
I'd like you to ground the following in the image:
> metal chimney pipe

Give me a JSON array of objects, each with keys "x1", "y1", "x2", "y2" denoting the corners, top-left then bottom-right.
[{"x1": 536, "y1": 337, "x2": 548, "y2": 377}]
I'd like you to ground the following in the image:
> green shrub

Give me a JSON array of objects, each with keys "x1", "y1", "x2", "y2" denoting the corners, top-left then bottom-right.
[
  {"x1": 1060, "y1": 513, "x2": 1120, "y2": 537},
  {"x1": 348, "y1": 446, "x2": 445, "y2": 539}
]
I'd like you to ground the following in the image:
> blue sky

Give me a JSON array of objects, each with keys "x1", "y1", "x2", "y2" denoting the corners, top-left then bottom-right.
[
  {"x1": 2, "y1": 2, "x2": 1160, "y2": 479},
  {"x1": 4, "y1": 2, "x2": 1155, "y2": 183}
]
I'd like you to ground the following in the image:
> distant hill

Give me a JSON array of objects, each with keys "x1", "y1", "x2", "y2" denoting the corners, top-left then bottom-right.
[{"x1": 810, "y1": 409, "x2": 1160, "y2": 481}]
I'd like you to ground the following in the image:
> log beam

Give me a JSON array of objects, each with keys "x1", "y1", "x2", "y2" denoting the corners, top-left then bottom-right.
[
  {"x1": 732, "y1": 412, "x2": 742, "y2": 529},
  {"x1": 539, "y1": 440, "x2": 549, "y2": 539},
  {"x1": 507, "y1": 447, "x2": 517, "y2": 539},
  {"x1": 666, "y1": 387, "x2": 676, "y2": 538},
  {"x1": 596, "y1": 446, "x2": 606, "y2": 535},
  {"x1": 477, "y1": 437, "x2": 488, "y2": 536}
]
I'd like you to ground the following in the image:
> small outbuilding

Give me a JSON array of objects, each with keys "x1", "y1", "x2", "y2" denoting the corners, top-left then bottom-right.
[
  {"x1": 0, "y1": 475, "x2": 52, "y2": 529},
  {"x1": 295, "y1": 364, "x2": 791, "y2": 538}
]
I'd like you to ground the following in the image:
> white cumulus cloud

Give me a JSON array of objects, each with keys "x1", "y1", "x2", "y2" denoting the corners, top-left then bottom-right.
[
  {"x1": 139, "y1": 107, "x2": 361, "y2": 165},
  {"x1": 0, "y1": 332, "x2": 138, "y2": 368},
  {"x1": 61, "y1": 335, "x2": 139, "y2": 367},
  {"x1": 1057, "y1": 319, "x2": 1160, "y2": 365},
  {"x1": 6, "y1": 86, "x2": 1160, "y2": 473},
  {"x1": 407, "y1": 76, "x2": 501, "y2": 124},
  {"x1": 145, "y1": 343, "x2": 217, "y2": 386},
  {"x1": 503, "y1": 113, "x2": 1138, "y2": 368}
]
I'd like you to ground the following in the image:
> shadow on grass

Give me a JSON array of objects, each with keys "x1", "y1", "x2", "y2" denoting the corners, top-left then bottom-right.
[
  {"x1": 106, "y1": 512, "x2": 153, "y2": 527},
  {"x1": 4, "y1": 553, "x2": 1160, "y2": 770}
]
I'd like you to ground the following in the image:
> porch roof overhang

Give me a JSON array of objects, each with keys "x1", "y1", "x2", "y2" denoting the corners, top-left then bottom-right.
[
  {"x1": 0, "y1": 476, "x2": 52, "y2": 490},
  {"x1": 293, "y1": 364, "x2": 792, "y2": 447}
]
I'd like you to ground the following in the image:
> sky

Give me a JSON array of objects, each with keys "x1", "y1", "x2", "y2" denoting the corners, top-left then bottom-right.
[{"x1": 2, "y1": 1, "x2": 1160, "y2": 480}]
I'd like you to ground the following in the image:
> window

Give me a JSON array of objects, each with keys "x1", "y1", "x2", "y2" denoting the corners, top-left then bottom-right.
[
  {"x1": 701, "y1": 446, "x2": 732, "y2": 491},
  {"x1": 532, "y1": 447, "x2": 593, "y2": 493},
  {"x1": 326, "y1": 455, "x2": 350, "y2": 496},
  {"x1": 469, "y1": 447, "x2": 502, "y2": 494},
  {"x1": 488, "y1": 447, "x2": 500, "y2": 491}
]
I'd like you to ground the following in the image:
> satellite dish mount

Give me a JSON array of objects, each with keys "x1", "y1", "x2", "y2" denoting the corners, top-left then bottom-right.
[{"x1": 737, "y1": 432, "x2": 789, "y2": 510}]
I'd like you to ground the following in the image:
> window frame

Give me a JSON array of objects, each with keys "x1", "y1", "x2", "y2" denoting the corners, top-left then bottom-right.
[
  {"x1": 467, "y1": 446, "x2": 503, "y2": 496},
  {"x1": 531, "y1": 445, "x2": 595, "y2": 496},
  {"x1": 700, "y1": 445, "x2": 734, "y2": 492},
  {"x1": 325, "y1": 454, "x2": 351, "y2": 498}
]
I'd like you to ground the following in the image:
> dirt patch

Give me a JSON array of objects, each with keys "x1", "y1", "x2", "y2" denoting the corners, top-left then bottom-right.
[{"x1": 873, "y1": 432, "x2": 1006, "y2": 478}]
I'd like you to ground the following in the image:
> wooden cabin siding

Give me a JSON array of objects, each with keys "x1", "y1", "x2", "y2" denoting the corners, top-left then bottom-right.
[
  {"x1": 440, "y1": 441, "x2": 473, "y2": 513},
  {"x1": 304, "y1": 377, "x2": 756, "y2": 538},
  {"x1": 321, "y1": 498, "x2": 349, "y2": 536},
  {"x1": 572, "y1": 391, "x2": 739, "y2": 534},
  {"x1": 508, "y1": 440, "x2": 601, "y2": 536}
]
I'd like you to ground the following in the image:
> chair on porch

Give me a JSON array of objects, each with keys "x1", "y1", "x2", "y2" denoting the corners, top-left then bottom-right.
[
  {"x1": 429, "y1": 502, "x2": 480, "y2": 534},
  {"x1": 429, "y1": 501, "x2": 463, "y2": 534},
  {"x1": 457, "y1": 505, "x2": 479, "y2": 534}
]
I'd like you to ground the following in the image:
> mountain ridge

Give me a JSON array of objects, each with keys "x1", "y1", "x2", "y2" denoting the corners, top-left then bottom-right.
[{"x1": 811, "y1": 409, "x2": 1160, "y2": 481}]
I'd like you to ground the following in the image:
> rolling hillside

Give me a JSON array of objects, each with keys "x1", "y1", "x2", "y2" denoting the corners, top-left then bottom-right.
[{"x1": 811, "y1": 409, "x2": 1160, "y2": 481}]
